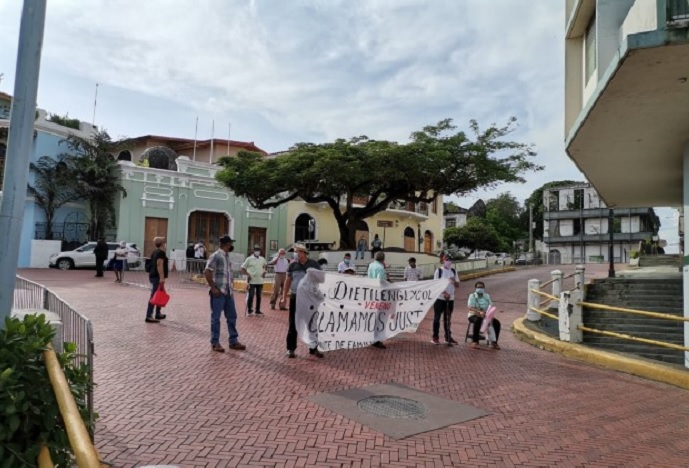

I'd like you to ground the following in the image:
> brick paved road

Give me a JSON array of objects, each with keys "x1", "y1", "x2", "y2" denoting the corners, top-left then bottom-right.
[{"x1": 19, "y1": 265, "x2": 689, "y2": 467}]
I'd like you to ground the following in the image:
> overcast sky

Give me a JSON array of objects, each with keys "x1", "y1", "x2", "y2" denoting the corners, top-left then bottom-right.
[{"x1": 0, "y1": 0, "x2": 679, "y2": 250}]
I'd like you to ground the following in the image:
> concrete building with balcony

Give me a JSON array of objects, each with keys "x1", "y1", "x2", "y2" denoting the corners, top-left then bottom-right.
[
  {"x1": 543, "y1": 183, "x2": 659, "y2": 264},
  {"x1": 443, "y1": 202, "x2": 468, "y2": 230}
]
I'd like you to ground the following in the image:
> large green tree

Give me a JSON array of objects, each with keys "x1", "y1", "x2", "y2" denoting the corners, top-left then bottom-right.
[
  {"x1": 485, "y1": 192, "x2": 525, "y2": 252},
  {"x1": 62, "y1": 131, "x2": 128, "y2": 240},
  {"x1": 217, "y1": 118, "x2": 541, "y2": 249},
  {"x1": 444, "y1": 217, "x2": 503, "y2": 252},
  {"x1": 521, "y1": 180, "x2": 583, "y2": 242},
  {"x1": 28, "y1": 156, "x2": 78, "y2": 240}
]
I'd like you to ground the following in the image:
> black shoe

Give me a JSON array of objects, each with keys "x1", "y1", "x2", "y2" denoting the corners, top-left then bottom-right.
[
  {"x1": 145, "y1": 317, "x2": 160, "y2": 323},
  {"x1": 155, "y1": 314, "x2": 167, "y2": 320},
  {"x1": 286, "y1": 350, "x2": 296, "y2": 358},
  {"x1": 255, "y1": 310, "x2": 264, "y2": 316},
  {"x1": 309, "y1": 348, "x2": 324, "y2": 358},
  {"x1": 372, "y1": 341, "x2": 386, "y2": 349},
  {"x1": 247, "y1": 310, "x2": 253, "y2": 315}
]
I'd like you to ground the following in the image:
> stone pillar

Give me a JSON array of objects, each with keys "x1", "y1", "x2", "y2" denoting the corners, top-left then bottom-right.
[
  {"x1": 526, "y1": 279, "x2": 541, "y2": 321},
  {"x1": 575, "y1": 264, "x2": 586, "y2": 301},
  {"x1": 682, "y1": 144, "x2": 689, "y2": 368},
  {"x1": 558, "y1": 289, "x2": 583, "y2": 343},
  {"x1": 550, "y1": 270, "x2": 563, "y2": 310}
]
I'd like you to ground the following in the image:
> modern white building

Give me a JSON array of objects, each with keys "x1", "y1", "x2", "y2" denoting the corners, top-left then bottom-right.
[
  {"x1": 542, "y1": 183, "x2": 659, "y2": 264},
  {"x1": 443, "y1": 202, "x2": 468, "y2": 230},
  {"x1": 564, "y1": 0, "x2": 689, "y2": 361}
]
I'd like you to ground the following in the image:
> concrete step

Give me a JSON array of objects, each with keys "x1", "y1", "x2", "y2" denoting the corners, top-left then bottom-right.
[
  {"x1": 581, "y1": 321, "x2": 683, "y2": 333},
  {"x1": 583, "y1": 331, "x2": 683, "y2": 343},
  {"x1": 584, "y1": 302, "x2": 683, "y2": 312},
  {"x1": 582, "y1": 341, "x2": 685, "y2": 365}
]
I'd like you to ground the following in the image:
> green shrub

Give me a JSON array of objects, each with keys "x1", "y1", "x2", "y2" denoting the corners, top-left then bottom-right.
[
  {"x1": 0, "y1": 315, "x2": 95, "y2": 467},
  {"x1": 47, "y1": 113, "x2": 81, "y2": 130},
  {"x1": 630, "y1": 250, "x2": 640, "y2": 259}
]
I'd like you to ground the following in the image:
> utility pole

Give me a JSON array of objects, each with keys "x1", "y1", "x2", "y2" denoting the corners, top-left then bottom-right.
[
  {"x1": 528, "y1": 202, "x2": 534, "y2": 252},
  {"x1": 0, "y1": 0, "x2": 47, "y2": 329},
  {"x1": 608, "y1": 208, "x2": 616, "y2": 278}
]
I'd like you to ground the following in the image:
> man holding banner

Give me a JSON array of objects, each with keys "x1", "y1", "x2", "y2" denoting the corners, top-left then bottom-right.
[
  {"x1": 282, "y1": 244, "x2": 323, "y2": 358},
  {"x1": 431, "y1": 260, "x2": 460, "y2": 345}
]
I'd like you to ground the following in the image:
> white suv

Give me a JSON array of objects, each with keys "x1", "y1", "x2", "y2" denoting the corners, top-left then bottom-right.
[{"x1": 49, "y1": 242, "x2": 141, "y2": 270}]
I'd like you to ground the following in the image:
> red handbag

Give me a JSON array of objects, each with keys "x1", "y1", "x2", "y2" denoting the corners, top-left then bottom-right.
[{"x1": 150, "y1": 284, "x2": 170, "y2": 307}]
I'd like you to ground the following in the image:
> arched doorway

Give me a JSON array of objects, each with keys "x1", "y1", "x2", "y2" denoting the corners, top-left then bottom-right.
[
  {"x1": 350, "y1": 220, "x2": 369, "y2": 249},
  {"x1": 117, "y1": 150, "x2": 132, "y2": 161},
  {"x1": 548, "y1": 249, "x2": 561, "y2": 265},
  {"x1": 188, "y1": 211, "x2": 230, "y2": 254},
  {"x1": 294, "y1": 213, "x2": 314, "y2": 244},
  {"x1": 424, "y1": 230, "x2": 433, "y2": 254},
  {"x1": 404, "y1": 227, "x2": 415, "y2": 251}
]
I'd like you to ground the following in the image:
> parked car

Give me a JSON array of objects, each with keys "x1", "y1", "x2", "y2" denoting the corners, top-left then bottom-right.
[
  {"x1": 515, "y1": 255, "x2": 543, "y2": 266},
  {"x1": 471, "y1": 250, "x2": 496, "y2": 261},
  {"x1": 49, "y1": 242, "x2": 141, "y2": 270},
  {"x1": 495, "y1": 253, "x2": 514, "y2": 265}
]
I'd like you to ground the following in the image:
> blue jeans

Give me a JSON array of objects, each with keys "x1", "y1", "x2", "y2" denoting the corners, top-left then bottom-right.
[
  {"x1": 146, "y1": 277, "x2": 162, "y2": 318},
  {"x1": 210, "y1": 291, "x2": 239, "y2": 345},
  {"x1": 356, "y1": 247, "x2": 365, "y2": 259}
]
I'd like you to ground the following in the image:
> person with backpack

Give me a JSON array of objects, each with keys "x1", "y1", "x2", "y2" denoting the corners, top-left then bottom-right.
[
  {"x1": 431, "y1": 260, "x2": 460, "y2": 345},
  {"x1": 145, "y1": 237, "x2": 169, "y2": 323}
]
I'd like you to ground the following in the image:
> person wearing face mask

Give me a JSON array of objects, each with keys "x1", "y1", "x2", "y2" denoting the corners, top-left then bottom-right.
[
  {"x1": 241, "y1": 245, "x2": 268, "y2": 315},
  {"x1": 204, "y1": 235, "x2": 246, "y2": 352},
  {"x1": 467, "y1": 281, "x2": 501, "y2": 350},
  {"x1": 269, "y1": 248, "x2": 289, "y2": 310},
  {"x1": 431, "y1": 260, "x2": 460, "y2": 345},
  {"x1": 337, "y1": 253, "x2": 353, "y2": 273}
]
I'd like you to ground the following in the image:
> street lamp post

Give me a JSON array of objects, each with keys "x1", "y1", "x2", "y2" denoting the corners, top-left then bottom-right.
[{"x1": 608, "y1": 209, "x2": 615, "y2": 278}]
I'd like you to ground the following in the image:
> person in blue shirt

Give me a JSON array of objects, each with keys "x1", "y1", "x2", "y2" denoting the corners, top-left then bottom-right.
[
  {"x1": 467, "y1": 281, "x2": 501, "y2": 350},
  {"x1": 366, "y1": 251, "x2": 388, "y2": 349}
]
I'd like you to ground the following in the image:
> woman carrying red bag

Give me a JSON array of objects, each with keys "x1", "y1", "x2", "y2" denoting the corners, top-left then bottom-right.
[{"x1": 145, "y1": 237, "x2": 169, "y2": 323}]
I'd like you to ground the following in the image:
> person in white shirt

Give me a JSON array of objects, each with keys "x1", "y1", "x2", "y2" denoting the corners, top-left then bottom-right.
[
  {"x1": 241, "y1": 246, "x2": 268, "y2": 315},
  {"x1": 269, "y1": 249, "x2": 290, "y2": 310},
  {"x1": 337, "y1": 253, "x2": 353, "y2": 273},
  {"x1": 431, "y1": 260, "x2": 460, "y2": 345},
  {"x1": 403, "y1": 257, "x2": 422, "y2": 281},
  {"x1": 194, "y1": 242, "x2": 206, "y2": 259}
]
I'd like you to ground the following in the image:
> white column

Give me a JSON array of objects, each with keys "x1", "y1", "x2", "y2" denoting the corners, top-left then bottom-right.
[
  {"x1": 683, "y1": 144, "x2": 689, "y2": 368},
  {"x1": 559, "y1": 289, "x2": 583, "y2": 343},
  {"x1": 575, "y1": 264, "x2": 586, "y2": 301},
  {"x1": 550, "y1": 270, "x2": 563, "y2": 310},
  {"x1": 526, "y1": 279, "x2": 541, "y2": 321}
]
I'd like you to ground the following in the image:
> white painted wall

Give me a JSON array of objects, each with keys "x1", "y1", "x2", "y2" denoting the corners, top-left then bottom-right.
[
  {"x1": 560, "y1": 219, "x2": 574, "y2": 236},
  {"x1": 30, "y1": 240, "x2": 62, "y2": 268},
  {"x1": 620, "y1": 0, "x2": 658, "y2": 40}
]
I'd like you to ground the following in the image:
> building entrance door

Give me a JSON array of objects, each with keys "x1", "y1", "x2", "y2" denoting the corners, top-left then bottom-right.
[
  {"x1": 248, "y1": 227, "x2": 267, "y2": 255},
  {"x1": 144, "y1": 217, "x2": 169, "y2": 257}
]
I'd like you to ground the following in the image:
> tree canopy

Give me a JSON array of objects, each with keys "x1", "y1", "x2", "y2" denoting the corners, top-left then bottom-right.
[
  {"x1": 216, "y1": 118, "x2": 541, "y2": 249},
  {"x1": 444, "y1": 217, "x2": 503, "y2": 253},
  {"x1": 485, "y1": 192, "x2": 525, "y2": 251}
]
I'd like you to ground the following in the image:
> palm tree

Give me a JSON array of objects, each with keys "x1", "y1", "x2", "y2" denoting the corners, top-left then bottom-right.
[
  {"x1": 27, "y1": 156, "x2": 78, "y2": 240},
  {"x1": 62, "y1": 130, "x2": 127, "y2": 240}
]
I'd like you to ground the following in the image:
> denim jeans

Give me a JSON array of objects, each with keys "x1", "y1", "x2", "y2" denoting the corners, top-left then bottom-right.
[
  {"x1": 146, "y1": 277, "x2": 162, "y2": 318},
  {"x1": 356, "y1": 247, "x2": 365, "y2": 259},
  {"x1": 432, "y1": 299, "x2": 454, "y2": 341},
  {"x1": 247, "y1": 284, "x2": 263, "y2": 312},
  {"x1": 210, "y1": 291, "x2": 239, "y2": 345}
]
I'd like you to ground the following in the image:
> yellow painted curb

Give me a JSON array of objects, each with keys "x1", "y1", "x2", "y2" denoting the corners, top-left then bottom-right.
[{"x1": 512, "y1": 317, "x2": 689, "y2": 391}]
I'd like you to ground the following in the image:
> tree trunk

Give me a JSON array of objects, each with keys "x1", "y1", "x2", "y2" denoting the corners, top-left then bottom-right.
[{"x1": 338, "y1": 217, "x2": 354, "y2": 250}]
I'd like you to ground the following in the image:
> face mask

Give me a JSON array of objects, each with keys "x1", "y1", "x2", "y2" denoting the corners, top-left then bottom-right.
[
  {"x1": 344, "y1": 259, "x2": 350, "y2": 264},
  {"x1": 293, "y1": 252, "x2": 298, "y2": 259},
  {"x1": 476, "y1": 288, "x2": 484, "y2": 294},
  {"x1": 443, "y1": 261, "x2": 452, "y2": 269},
  {"x1": 279, "y1": 254, "x2": 285, "y2": 259},
  {"x1": 254, "y1": 251, "x2": 260, "y2": 257},
  {"x1": 228, "y1": 245, "x2": 234, "y2": 252},
  {"x1": 409, "y1": 263, "x2": 416, "y2": 267}
]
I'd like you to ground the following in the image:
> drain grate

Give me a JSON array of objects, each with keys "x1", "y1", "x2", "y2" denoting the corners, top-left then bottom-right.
[{"x1": 357, "y1": 395, "x2": 428, "y2": 419}]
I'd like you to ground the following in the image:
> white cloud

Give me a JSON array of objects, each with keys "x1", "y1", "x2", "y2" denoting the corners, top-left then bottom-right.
[{"x1": 0, "y1": 1, "x2": 674, "y2": 242}]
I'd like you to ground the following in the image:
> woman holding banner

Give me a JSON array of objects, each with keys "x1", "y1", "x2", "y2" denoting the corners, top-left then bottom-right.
[{"x1": 467, "y1": 281, "x2": 501, "y2": 350}]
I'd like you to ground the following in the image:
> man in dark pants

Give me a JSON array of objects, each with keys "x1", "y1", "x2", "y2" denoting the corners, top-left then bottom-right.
[
  {"x1": 94, "y1": 238, "x2": 109, "y2": 277},
  {"x1": 281, "y1": 244, "x2": 323, "y2": 358},
  {"x1": 145, "y1": 237, "x2": 169, "y2": 323},
  {"x1": 431, "y1": 260, "x2": 460, "y2": 345}
]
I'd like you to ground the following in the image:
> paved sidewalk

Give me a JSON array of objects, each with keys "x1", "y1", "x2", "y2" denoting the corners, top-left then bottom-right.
[{"x1": 19, "y1": 265, "x2": 689, "y2": 467}]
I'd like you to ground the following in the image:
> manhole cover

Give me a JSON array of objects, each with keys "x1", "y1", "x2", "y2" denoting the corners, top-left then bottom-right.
[{"x1": 357, "y1": 395, "x2": 428, "y2": 419}]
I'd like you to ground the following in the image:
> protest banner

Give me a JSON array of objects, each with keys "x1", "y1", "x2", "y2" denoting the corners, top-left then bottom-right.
[{"x1": 295, "y1": 269, "x2": 449, "y2": 352}]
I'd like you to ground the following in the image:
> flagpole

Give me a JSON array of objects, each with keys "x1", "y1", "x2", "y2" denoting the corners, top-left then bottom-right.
[
  {"x1": 192, "y1": 117, "x2": 198, "y2": 161},
  {"x1": 227, "y1": 123, "x2": 231, "y2": 156},
  {"x1": 91, "y1": 82, "x2": 98, "y2": 127},
  {"x1": 210, "y1": 120, "x2": 214, "y2": 164}
]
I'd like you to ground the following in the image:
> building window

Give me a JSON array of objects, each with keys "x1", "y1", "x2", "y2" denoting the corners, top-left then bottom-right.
[
  {"x1": 573, "y1": 218, "x2": 582, "y2": 235},
  {"x1": 613, "y1": 217, "x2": 622, "y2": 234},
  {"x1": 573, "y1": 189, "x2": 584, "y2": 210},
  {"x1": 585, "y1": 13, "x2": 597, "y2": 82},
  {"x1": 548, "y1": 191, "x2": 559, "y2": 211},
  {"x1": 549, "y1": 220, "x2": 560, "y2": 237},
  {"x1": 446, "y1": 218, "x2": 457, "y2": 228}
]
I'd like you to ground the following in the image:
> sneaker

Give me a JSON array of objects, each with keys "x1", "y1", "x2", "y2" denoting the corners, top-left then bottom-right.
[
  {"x1": 270, "y1": 304, "x2": 275, "y2": 310},
  {"x1": 155, "y1": 314, "x2": 167, "y2": 320},
  {"x1": 431, "y1": 338, "x2": 440, "y2": 345},
  {"x1": 212, "y1": 343, "x2": 225, "y2": 353},
  {"x1": 145, "y1": 317, "x2": 160, "y2": 323},
  {"x1": 247, "y1": 310, "x2": 253, "y2": 315},
  {"x1": 372, "y1": 341, "x2": 386, "y2": 349},
  {"x1": 309, "y1": 348, "x2": 324, "y2": 358},
  {"x1": 286, "y1": 350, "x2": 296, "y2": 358},
  {"x1": 445, "y1": 338, "x2": 458, "y2": 345},
  {"x1": 229, "y1": 342, "x2": 246, "y2": 350},
  {"x1": 255, "y1": 311, "x2": 264, "y2": 316}
]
